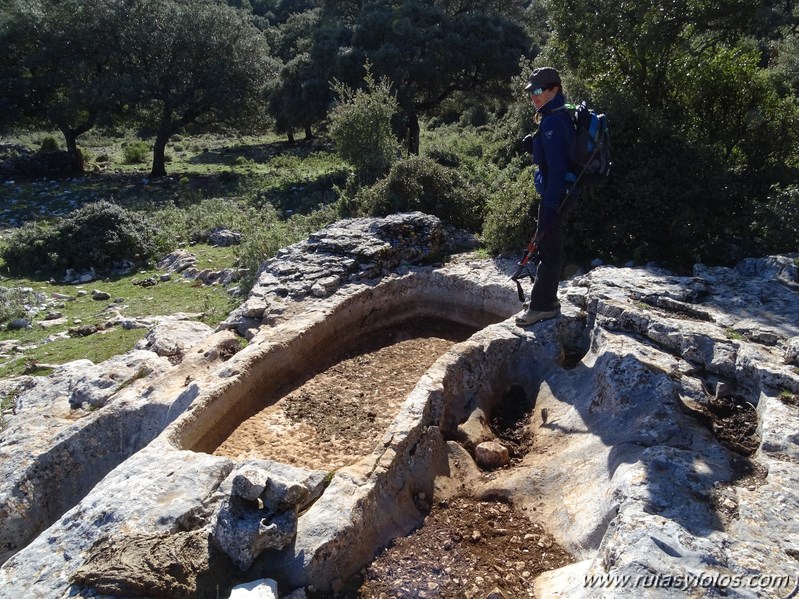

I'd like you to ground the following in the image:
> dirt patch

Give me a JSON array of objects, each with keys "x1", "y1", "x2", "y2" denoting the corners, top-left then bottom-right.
[
  {"x1": 488, "y1": 385, "x2": 536, "y2": 464},
  {"x1": 213, "y1": 319, "x2": 475, "y2": 471},
  {"x1": 349, "y1": 496, "x2": 574, "y2": 598},
  {"x1": 679, "y1": 394, "x2": 760, "y2": 456},
  {"x1": 705, "y1": 396, "x2": 760, "y2": 456}
]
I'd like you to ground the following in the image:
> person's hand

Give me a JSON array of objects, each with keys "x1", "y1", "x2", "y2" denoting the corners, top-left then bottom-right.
[{"x1": 521, "y1": 134, "x2": 534, "y2": 154}]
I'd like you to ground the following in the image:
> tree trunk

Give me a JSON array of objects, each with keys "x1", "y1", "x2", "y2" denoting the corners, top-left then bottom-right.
[
  {"x1": 304, "y1": 125, "x2": 314, "y2": 140},
  {"x1": 151, "y1": 132, "x2": 169, "y2": 178},
  {"x1": 59, "y1": 113, "x2": 95, "y2": 174},
  {"x1": 287, "y1": 131, "x2": 295, "y2": 143},
  {"x1": 63, "y1": 131, "x2": 84, "y2": 173},
  {"x1": 407, "y1": 112, "x2": 420, "y2": 155}
]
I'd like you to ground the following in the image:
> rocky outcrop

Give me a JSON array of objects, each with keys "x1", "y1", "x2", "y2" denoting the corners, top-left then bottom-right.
[
  {"x1": 0, "y1": 321, "x2": 241, "y2": 566},
  {"x1": 0, "y1": 212, "x2": 797, "y2": 599},
  {"x1": 219, "y1": 211, "x2": 475, "y2": 337},
  {"x1": 212, "y1": 461, "x2": 327, "y2": 570}
]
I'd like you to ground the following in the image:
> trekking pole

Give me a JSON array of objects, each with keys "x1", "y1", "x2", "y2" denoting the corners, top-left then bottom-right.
[
  {"x1": 510, "y1": 233, "x2": 540, "y2": 302},
  {"x1": 510, "y1": 127, "x2": 603, "y2": 303},
  {"x1": 509, "y1": 169, "x2": 585, "y2": 303},
  {"x1": 568, "y1": 143, "x2": 600, "y2": 192}
]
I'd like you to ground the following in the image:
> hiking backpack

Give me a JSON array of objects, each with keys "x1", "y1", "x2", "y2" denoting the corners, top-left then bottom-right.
[{"x1": 565, "y1": 101, "x2": 611, "y2": 187}]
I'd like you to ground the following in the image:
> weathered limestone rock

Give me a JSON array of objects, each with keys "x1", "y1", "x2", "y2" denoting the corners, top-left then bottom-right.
[
  {"x1": 158, "y1": 249, "x2": 198, "y2": 273},
  {"x1": 0, "y1": 325, "x2": 241, "y2": 567},
  {"x1": 66, "y1": 350, "x2": 168, "y2": 409},
  {"x1": 209, "y1": 227, "x2": 243, "y2": 247},
  {"x1": 229, "y1": 578, "x2": 278, "y2": 599},
  {"x1": 0, "y1": 214, "x2": 796, "y2": 599},
  {"x1": 219, "y1": 212, "x2": 471, "y2": 337},
  {"x1": 5, "y1": 318, "x2": 30, "y2": 330},
  {"x1": 474, "y1": 441, "x2": 510, "y2": 470},
  {"x1": 786, "y1": 336, "x2": 799, "y2": 365},
  {"x1": 134, "y1": 319, "x2": 214, "y2": 358},
  {"x1": 454, "y1": 406, "x2": 495, "y2": 451},
  {"x1": 213, "y1": 463, "x2": 320, "y2": 570},
  {"x1": 73, "y1": 529, "x2": 218, "y2": 599}
]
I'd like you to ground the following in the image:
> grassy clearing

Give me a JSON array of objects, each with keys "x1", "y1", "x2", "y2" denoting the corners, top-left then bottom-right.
[
  {"x1": 0, "y1": 131, "x2": 348, "y2": 380},
  {"x1": 0, "y1": 131, "x2": 347, "y2": 229},
  {"x1": 0, "y1": 245, "x2": 240, "y2": 378}
]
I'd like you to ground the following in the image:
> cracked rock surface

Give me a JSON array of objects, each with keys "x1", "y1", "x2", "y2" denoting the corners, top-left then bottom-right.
[{"x1": 0, "y1": 213, "x2": 797, "y2": 599}]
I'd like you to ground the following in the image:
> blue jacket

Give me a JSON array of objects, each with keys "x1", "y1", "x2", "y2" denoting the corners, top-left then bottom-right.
[{"x1": 532, "y1": 93, "x2": 575, "y2": 210}]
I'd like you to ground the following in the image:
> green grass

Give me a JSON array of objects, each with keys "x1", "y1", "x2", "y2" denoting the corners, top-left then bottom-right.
[
  {"x1": 0, "y1": 248, "x2": 240, "y2": 378},
  {"x1": 0, "y1": 131, "x2": 348, "y2": 234},
  {"x1": 725, "y1": 328, "x2": 747, "y2": 341},
  {"x1": 0, "y1": 129, "x2": 355, "y2": 381},
  {"x1": 0, "y1": 328, "x2": 148, "y2": 380}
]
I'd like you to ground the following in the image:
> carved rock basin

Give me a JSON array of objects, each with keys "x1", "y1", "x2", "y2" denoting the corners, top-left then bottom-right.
[{"x1": 1, "y1": 214, "x2": 798, "y2": 599}]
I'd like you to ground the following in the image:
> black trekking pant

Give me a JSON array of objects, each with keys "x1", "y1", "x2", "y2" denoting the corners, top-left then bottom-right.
[
  {"x1": 528, "y1": 191, "x2": 578, "y2": 311},
  {"x1": 528, "y1": 215, "x2": 562, "y2": 312}
]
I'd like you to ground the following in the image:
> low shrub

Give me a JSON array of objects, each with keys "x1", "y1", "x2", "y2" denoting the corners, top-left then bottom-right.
[
  {"x1": 329, "y1": 68, "x2": 402, "y2": 186},
  {"x1": 57, "y1": 201, "x2": 159, "y2": 269},
  {"x1": 348, "y1": 156, "x2": 483, "y2": 231},
  {"x1": 122, "y1": 140, "x2": 150, "y2": 164},
  {"x1": 236, "y1": 203, "x2": 338, "y2": 291},
  {"x1": 39, "y1": 136, "x2": 60, "y2": 153},
  {"x1": 0, "y1": 221, "x2": 60, "y2": 273},
  {"x1": 0, "y1": 287, "x2": 30, "y2": 325},
  {"x1": 0, "y1": 201, "x2": 159, "y2": 274},
  {"x1": 750, "y1": 185, "x2": 799, "y2": 255},
  {"x1": 481, "y1": 164, "x2": 538, "y2": 256}
]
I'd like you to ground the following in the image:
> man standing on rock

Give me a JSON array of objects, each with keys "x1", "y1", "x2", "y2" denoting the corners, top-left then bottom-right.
[{"x1": 516, "y1": 66, "x2": 579, "y2": 327}]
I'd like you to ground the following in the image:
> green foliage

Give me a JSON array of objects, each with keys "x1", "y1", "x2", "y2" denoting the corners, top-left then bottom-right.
[
  {"x1": 481, "y1": 161, "x2": 539, "y2": 256},
  {"x1": 725, "y1": 328, "x2": 746, "y2": 341},
  {"x1": 1, "y1": 0, "x2": 279, "y2": 178},
  {"x1": 0, "y1": 287, "x2": 29, "y2": 325},
  {"x1": 529, "y1": 0, "x2": 799, "y2": 270},
  {"x1": 0, "y1": 201, "x2": 159, "y2": 274},
  {"x1": 544, "y1": 0, "x2": 765, "y2": 108},
  {"x1": 678, "y1": 42, "x2": 799, "y2": 192},
  {"x1": 148, "y1": 197, "x2": 265, "y2": 249},
  {"x1": 422, "y1": 123, "x2": 489, "y2": 168},
  {"x1": 329, "y1": 66, "x2": 402, "y2": 185},
  {"x1": 346, "y1": 1, "x2": 530, "y2": 153},
  {"x1": 128, "y1": 0, "x2": 279, "y2": 177},
  {"x1": 348, "y1": 156, "x2": 483, "y2": 231},
  {"x1": 123, "y1": 141, "x2": 150, "y2": 165},
  {"x1": 39, "y1": 136, "x2": 60, "y2": 153},
  {"x1": 770, "y1": 30, "x2": 799, "y2": 97},
  {"x1": 750, "y1": 185, "x2": 799, "y2": 254},
  {"x1": 0, "y1": 222, "x2": 61, "y2": 274},
  {"x1": 57, "y1": 200, "x2": 159, "y2": 270},
  {"x1": 236, "y1": 203, "x2": 339, "y2": 290}
]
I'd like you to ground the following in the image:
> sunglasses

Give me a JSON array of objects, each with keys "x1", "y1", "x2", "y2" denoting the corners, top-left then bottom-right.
[{"x1": 529, "y1": 86, "x2": 549, "y2": 97}]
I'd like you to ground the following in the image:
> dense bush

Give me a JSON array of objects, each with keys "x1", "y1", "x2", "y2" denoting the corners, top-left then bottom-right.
[
  {"x1": 348, "y1": 155, "x2": 483, "y2": 231},
  {"x1": 122, "y1": 141, "x2": 150, "y2": 165},
  {"x1": 0, "y1": 221, "x2": 61, "y2": 274},
  {"x1": 39, "y1": 136, "x2": 60, "y2": 153},
  {"x1": 328, "y1": 68, "x2": 402, "y2": 186},
  {"x1": 480, "y1": 160, "x2": 539, "y2": 257},
  {"x1": 0, "y1": 201, "x2": 159, "y2": 274},
  {"x1": 750, "y1": 185, "x2": 799, "y2": 255},
  {"x1": 58, "y1": 201, "x2": 159, "y2": 269}
]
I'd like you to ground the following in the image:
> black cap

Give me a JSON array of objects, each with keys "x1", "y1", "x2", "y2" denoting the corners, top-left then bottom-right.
[{"x1": 524, "y1": 67, "x2": 561, "y2": 91}]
